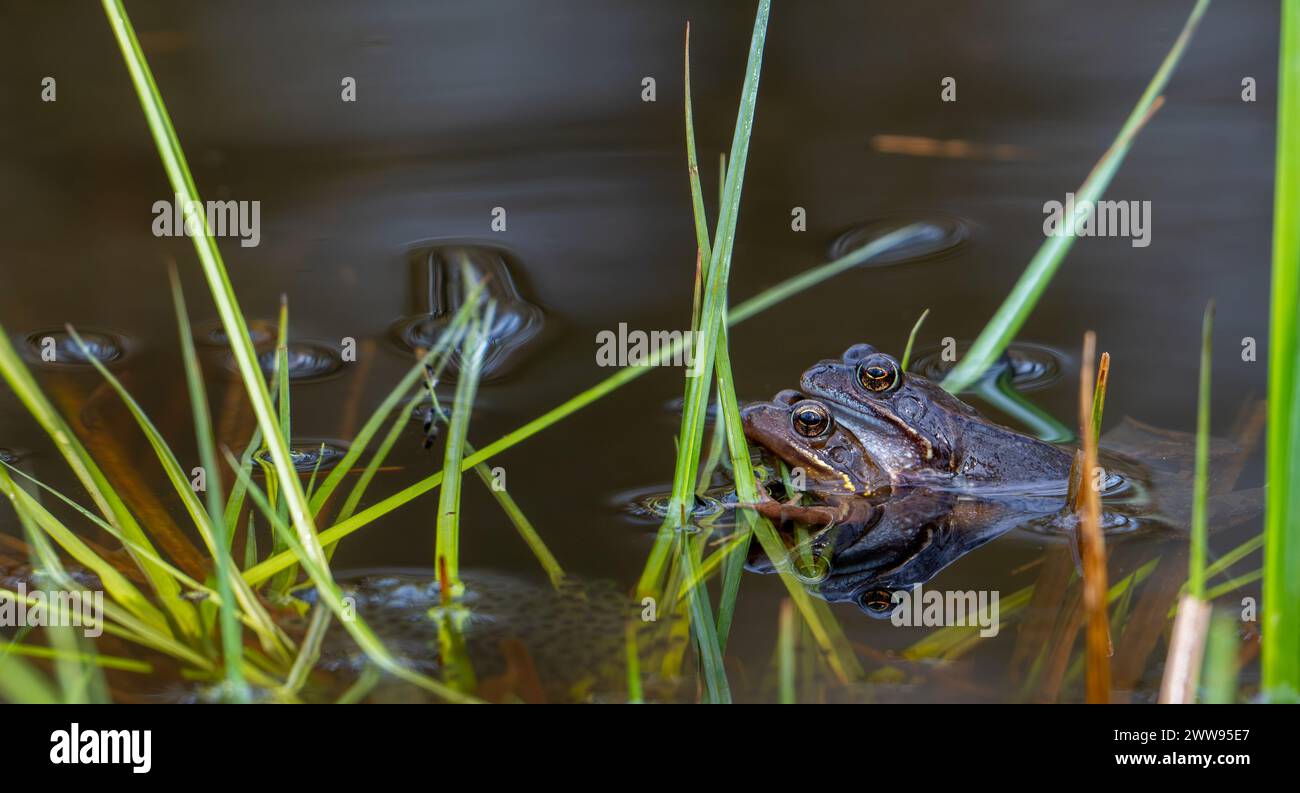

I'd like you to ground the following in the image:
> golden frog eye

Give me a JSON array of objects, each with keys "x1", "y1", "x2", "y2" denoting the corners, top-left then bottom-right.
[
  {"x1": 790, "y1": 401, "x2": 832, "y2": 438},
  {"x1": 856, "y1": 354, "x2": 901, "y2": 395},
  {"x1": 860, "y1": 589, "x2": 895, "y2": 613}
]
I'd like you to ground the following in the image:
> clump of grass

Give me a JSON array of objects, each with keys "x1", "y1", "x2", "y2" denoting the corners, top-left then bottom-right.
[{"x1": 634, "y1": 3, "x2": 865, "y2": 696}]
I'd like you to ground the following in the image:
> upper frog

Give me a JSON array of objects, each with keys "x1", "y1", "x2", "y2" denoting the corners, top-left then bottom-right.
[{"x1": 797, "y1": 343, "x2": 1073, "y2": 490}]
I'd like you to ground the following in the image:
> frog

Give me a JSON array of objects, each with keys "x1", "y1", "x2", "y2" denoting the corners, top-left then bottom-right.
[
  {"x1": 739, "y1": 389, "x2": 888, "y2": 528},
  {"x1": 796, "y1": 343, "x2": 1075, "y2": 492}
]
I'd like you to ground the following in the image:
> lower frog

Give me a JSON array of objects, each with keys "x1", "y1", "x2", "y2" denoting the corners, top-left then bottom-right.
[{"x1": 740, "y1": 389, "x2": 886, "y2": 528}]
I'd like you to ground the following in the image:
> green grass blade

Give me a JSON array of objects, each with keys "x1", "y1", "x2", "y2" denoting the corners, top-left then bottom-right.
[
  {"x1": 1189, "y1": 302, "x2": 1214, "y2": 598},
  {"x1": 281, "y1": 603, "x2": 330, "y2": 697},
  {"x1": 625, "y1": 620, "x2": 644, "y2": 704},
  {"x1": 1200, "y1": 609, "x2": 1239, "y2": 703},
  {"x1": 680, "y1": 539, "x2": 731, "y2": 703},
  {"x1": 101, "y1": 0, "x2": 334, "y2": 616},
  {"x1": 900, "y1": 308, "x2": 930, "y2": 371},
  {"x1": 0, "y1": 641, "x2": 150, "y2": 675},
  {"x1": 1264, "y1": 0, "x2": 1300, "y2": 698},
  {"x1": 335, "y1": 398, "x2": 417, "y2": 524},
  {"x1": 169, "y1": 270, "x2": 251, "y2": 699},
  {"x1": 465, "y1": 449, "x2": 565, "y2": 587},
  {"x1": 658, "y1": 0, "x2": 770, "y2": 554},
  {"x1": 941, "y1": 0, "x2": 1210, "y2": 393},
  {"x1": 310, "y1": 286, "x2": 480, "y2": 518},
  {"x1": 0, "y1": 642, "x2": 60, "y2": 704},
  {"x1": 435, "y1": 301, "x2": 494, "y2": 595}
]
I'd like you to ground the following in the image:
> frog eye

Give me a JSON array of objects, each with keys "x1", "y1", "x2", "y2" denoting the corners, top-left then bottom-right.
[
  {"x1": 790, "y1": 401, "x2": 832, "y2": 438},
  {"x1": 856, "y1": 354, "x2": 901, "y2": 395},
  {"x1": 859, "y1": 589, "x2": 897, "y2": 615}
]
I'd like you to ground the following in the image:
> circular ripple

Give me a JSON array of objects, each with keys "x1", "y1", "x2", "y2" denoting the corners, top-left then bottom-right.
[
  {"x1": 255, "y1": 441, "x2": 348, "y2": 473},
  {"x1": 390, "y1": 243, "x2": 544, "y2": 379},
  {"x1": 223, "y1": 342, "x2": 342, "y2": 382},
  {"x1": 198, "y1": 319, "x2": 276, "y2": 348},
  {"x1": 789, "y1": 551, "x2": 831, "y2": 585},
  {"x1": 909, "y1": 341, "x2": 1065, "y2": 392},
  {"x1": 618, "y1": 485, "x2": 734, "y2": 524},
  {"x1": 22, "y1": 328, "x2": 129, "y2": 368},
  {"x1": 829, "y1": 212, "x2": 973, "y2": 267}
]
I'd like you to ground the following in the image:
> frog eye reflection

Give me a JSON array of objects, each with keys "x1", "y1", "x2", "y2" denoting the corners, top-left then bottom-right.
[
  {"x1": 856, "y1": 354, "x2": 901, "y2": 395},
  {"x1": 859, "y1": 589, "x2": 896, "y2": 613},
  {"x1": 790, "y1": 401, "x2": 832, "y2": 438}
]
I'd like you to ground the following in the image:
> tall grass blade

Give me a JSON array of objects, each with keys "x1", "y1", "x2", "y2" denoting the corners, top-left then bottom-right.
[
  {"x1": 681, "y1": 539, "x2": 731, "y2": 703},
  {"x1": 169, "y1": 270, "x2": 252, "y2": 700},
  {"x1": 1264, "y1": 0, "x2": 1300, "y2": 698},
  {"x1": 941, "y1": 0, "x2": 1210, "y2": 393},
  {"x1": 435, "y1": 300, "x2": 494, "y2": 596},
  {"x1": 654, "y1": 0, "x2": 770, "y2": 595},
  {"x1": 1190, "y1": 301, "x2": 1214, "y2": 598},
  {"x1": 101, "y1": 0, "x2": 412, "y2": 698}
]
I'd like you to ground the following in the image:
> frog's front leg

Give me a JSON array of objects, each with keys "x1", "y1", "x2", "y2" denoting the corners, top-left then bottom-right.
[{"x1": 743, "y1": 489, "x2": 876, "y2": 528}]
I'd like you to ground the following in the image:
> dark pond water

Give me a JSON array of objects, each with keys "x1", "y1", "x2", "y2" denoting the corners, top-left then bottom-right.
[{"x1": 0, "y1": 1, "x2": 1278, "y2": 702}]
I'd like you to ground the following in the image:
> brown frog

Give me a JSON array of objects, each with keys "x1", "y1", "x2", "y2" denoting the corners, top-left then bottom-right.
[
  {"x1": 797, "y1": 343, "x2": 1074, "y2": 491},
  {"x1": 739, "y1": 389, "x2": 886, "y2": 528}
]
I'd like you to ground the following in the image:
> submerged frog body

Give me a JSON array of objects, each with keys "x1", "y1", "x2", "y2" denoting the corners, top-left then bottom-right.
[{"x1": 797, "y1": 343, "x2": 1073, "y2": 491}]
